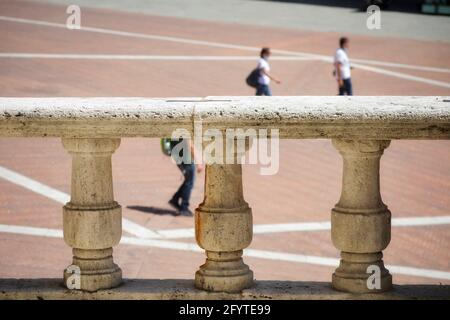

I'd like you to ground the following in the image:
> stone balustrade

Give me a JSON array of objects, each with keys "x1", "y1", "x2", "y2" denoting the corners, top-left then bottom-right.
[{"x1": 0, "y1": 96, "x2": 449, "y2": 296}]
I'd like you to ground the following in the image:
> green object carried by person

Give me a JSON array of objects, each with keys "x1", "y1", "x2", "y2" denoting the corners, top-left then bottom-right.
[{"x1": 161, "y1": 138, "x2": 172, "y2": 156}]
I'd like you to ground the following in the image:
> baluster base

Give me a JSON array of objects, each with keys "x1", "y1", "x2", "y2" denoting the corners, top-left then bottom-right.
[
  {"x1": 195, "y1": 251, "x2": 253, "y2": 293},
  {"x1": 332, "y1": 252, "x2": 392, "y2": 293},
  {"x1": 63, "y1": 248, "x2": 122, "y2": 292}
]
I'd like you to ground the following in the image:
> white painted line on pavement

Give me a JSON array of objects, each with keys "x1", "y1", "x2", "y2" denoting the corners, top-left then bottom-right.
[
  {"x1": 121, "y1": 219, "x2": 162, "y2": 239},
  {"x1": 0, "y1": 16, "x2": 263, "y2": 53},
  {"x1": 158, "y1": 216, "x2": 450, "y2": 239},
  {"x1": 1, "y1": 223, "x2": 450, "y2": 281},
  {"x1": 0, "y1": 223, "x2": 63, "y2": 238},
  {"x1": 351, "y1": 62, "x2": 450, "y2": 89},
  {"x1": 0, "y1": 165, "x2": 162, "y2": 239},
  {"x1": 0, "y1": 165, "x2": 70, "y2": 204},
  {"x1": 0, "y1": 53, "x2": 315, "y2": 61},
  {"x1": 254, "y1": 221, "x2": 331, "y2": 233},
  {"x1": 386, "y1": 265, "x2": 450, "y2": 281},
  {"x1": 1, "y1": 16, "x2": 449, "y2": 88},
  {"x1": 392, "y1": 216, "x2": 450, "y2": 227},
  {"x1": 158, "y1": 228, "x2": 195, "y2": 239},
  {"x1": 350, "y1": 58, "x2": 450, "y2": 74},
  {"x1": 155, "y1": 222, "x2": 332, "y2": 239}
]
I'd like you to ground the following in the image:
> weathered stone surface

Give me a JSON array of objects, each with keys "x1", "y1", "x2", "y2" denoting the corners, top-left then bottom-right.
[
  {"x1": 0, "y1": 279, "x2": 448, "y2": 300},
  {"x1": 0, "y1": 96, "x2": 449, "y2": 296},
  {"x1": 195, "y1": 163, "x2": 254, "y2": 293},
  {"x1": 331, "y1": 139, "x2": 392, "y2": 293},
  {"x1": 197, "y1": 96, "x2": 450, "y2": 139},
  {"x1": 0, "y1": 97, "x2": 194, "y2": 138},
  {"x1": 0, "y1": 97, "x2": 449, "y2": 138},
  {"x1": 62, "y1": 138, "x2": 123, "y2": 292}
]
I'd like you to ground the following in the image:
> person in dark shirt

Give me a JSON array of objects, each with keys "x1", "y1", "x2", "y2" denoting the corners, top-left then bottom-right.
[{"x1": 168, "y1": 138, "x2": 203, "y2": 216}]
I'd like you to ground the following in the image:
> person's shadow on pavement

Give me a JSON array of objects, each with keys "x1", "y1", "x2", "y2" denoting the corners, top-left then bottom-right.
[{"x1": 127, "y1": 205, "x2": 179, "y2": 216}]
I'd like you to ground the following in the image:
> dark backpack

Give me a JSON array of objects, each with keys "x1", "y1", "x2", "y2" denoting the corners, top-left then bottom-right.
[{"x1": 246, "y1": 68, "x2": 260, "y2": 88}]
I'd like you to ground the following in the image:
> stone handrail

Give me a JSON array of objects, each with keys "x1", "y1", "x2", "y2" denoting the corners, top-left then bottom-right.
[
  {"x1": 0, "y1": 96, "x2": 449, "y2": 296},
  {"x1": 0, "y1": 96, "x2": 449, "y2": 138}
]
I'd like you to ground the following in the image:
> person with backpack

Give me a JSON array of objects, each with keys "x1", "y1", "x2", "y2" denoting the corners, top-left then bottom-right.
[
  {"x1": 161, "y1": 138, "x2": 203, "y2": 216},
  {"x1": 334, "y1": 37, "x2": 353, "y2": 96},
  {"x1": 246, "y1": 47, "x2": 281, "y2": 96}
]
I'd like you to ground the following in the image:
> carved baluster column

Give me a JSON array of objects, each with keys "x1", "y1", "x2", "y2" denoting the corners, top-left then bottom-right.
[
  {"x1": 62, "y1": 138, "x2": 122, "y2": 292},
  {"x1": 331, "y1": 139, "x2": 392, "y2": 293},
  {"x1": 195, "y1": 137, "x2": 253, "y2": 293}
]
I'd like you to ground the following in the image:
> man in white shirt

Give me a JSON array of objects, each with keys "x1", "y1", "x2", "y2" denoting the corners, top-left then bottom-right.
[
  {"x1": 334, "y1": 37, "x2": 353, "y2": 96},
  {"x1": 256, "y1": 47, "x2": 281, "y2": 96}
]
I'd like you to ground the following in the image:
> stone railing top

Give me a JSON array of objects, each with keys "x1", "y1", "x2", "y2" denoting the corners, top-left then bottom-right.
[{"x1": 0, "y1": 96, "x2": 449, "y2": 139}]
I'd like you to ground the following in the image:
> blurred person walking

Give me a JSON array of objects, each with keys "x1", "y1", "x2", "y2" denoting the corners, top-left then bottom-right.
[
  {"x1": 334, "y1": 37, "x2": 353, "y2": 96},
  {"x1": 247, "y1": 47, "x2": 281, "y2": 96}
]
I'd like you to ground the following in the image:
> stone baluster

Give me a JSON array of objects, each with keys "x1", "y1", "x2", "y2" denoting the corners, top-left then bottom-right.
[
  {"x1": 331, "y1": 139, "x2": 392, "y2": 293},
  {"x1": 195, "y1": 137, "x2": 253, "y2": 293},
  {"x1": 62, "y1": 138, "x2": 122, "y2": 292}
]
